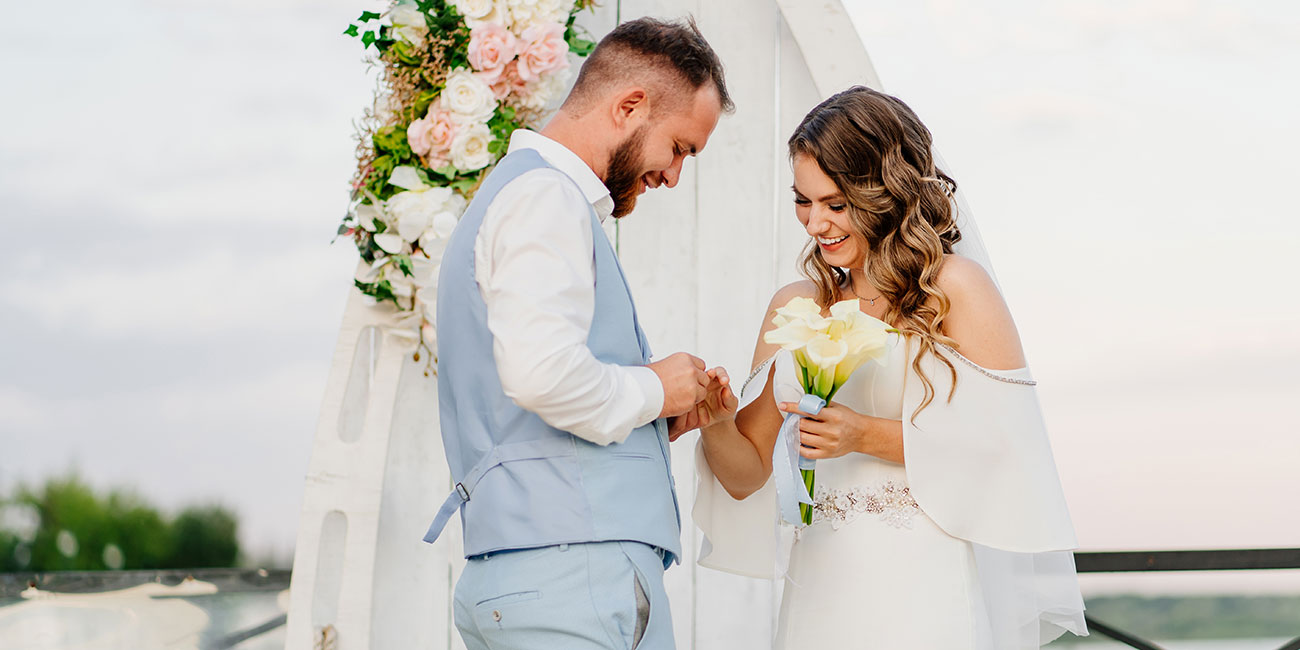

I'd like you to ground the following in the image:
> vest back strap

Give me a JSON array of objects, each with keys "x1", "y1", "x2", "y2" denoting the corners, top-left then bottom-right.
[{"x1": 422, "y1": 437, "x2": 578, "y2": 544}]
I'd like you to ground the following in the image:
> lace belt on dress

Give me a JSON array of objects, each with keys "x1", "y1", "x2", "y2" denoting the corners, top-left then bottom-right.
[{"x1": 811, "y1": 481, "x2": 921, "y2": 530}]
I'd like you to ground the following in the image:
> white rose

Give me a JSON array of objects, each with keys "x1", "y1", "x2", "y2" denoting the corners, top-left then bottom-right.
[
  {"x1": 457, "y1": 0, "x2": 511, "y2": 29},
  {"x1": 516, "y1": 68, "x2": 569, "y2": 110},
  {"x1": 451, "y1": 123, "x2": 495, "y2": 171},
  {"x1": 453, "y1": 0, "x2": 496, "y2": 19},
  {"x1": 507, "y1": 0, "x2": 572, "y2": 30},
  {"x1": 440, "y1": 68, "x2": 499, "y2": 124},
  {"x1": 388, "y1": 4, "x2": 428, "y2": 44}
]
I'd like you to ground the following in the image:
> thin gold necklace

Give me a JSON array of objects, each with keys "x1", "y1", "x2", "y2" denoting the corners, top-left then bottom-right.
[{"x1": 846, "y1": 276, "x2": 882, "y2": 306}]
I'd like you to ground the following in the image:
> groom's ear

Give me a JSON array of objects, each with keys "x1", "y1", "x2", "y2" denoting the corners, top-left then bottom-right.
[{"x1": 610, "y1": 87, "x2": 651, "y2": 131}]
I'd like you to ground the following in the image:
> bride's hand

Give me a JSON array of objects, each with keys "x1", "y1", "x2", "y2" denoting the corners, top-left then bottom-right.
[
  {"x1": 696, "y1": 367, "x2": 738, "y2": 430},
  {"x1": 779, "y1": 401, "x2": 870, "y2": 460},
  {"x1": 667, "y1": 367, "x2": 738, "y2": 441}
]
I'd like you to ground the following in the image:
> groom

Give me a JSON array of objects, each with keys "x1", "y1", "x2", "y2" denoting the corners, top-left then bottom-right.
[{"x1": 422, "y1": 17, "x2": 733, "y2": 650}]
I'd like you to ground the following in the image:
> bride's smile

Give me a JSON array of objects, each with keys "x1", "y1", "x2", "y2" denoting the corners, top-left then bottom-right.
[{"x1": 792, "y1": 152, "x2": 866, "y2": 268}]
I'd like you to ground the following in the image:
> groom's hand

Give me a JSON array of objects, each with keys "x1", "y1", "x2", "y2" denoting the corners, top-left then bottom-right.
[
  {"x1": 666, "y1": 368, "x2": 738, "y2": 442},
  {"x1": 648, "y1": 352, "x2": 709, "y2": 420}
]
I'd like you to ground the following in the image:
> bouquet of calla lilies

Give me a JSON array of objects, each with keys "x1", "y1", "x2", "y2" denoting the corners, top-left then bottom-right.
[{"x1": 764, "y1": 296, "x2": 895, "y2": 524}]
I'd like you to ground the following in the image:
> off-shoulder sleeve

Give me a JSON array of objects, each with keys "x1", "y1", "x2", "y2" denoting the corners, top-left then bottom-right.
[
  {"x1": 902, "y1": 342, "x2": 1079, "y2": 553},
  {"x1": 693, "y1": 352, "x2": 802, "y2": 578},
  {"x1": 904, "y1": 342, "x2": 1087, "y2": 645}
]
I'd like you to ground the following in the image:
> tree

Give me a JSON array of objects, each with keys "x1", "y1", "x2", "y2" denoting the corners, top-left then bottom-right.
[
  {"x1": 166, "y1": 505, "x2": 240, "y2": 568},
  {"x1": 0, "y1": 473, "x2": 241, "y2": 572}
]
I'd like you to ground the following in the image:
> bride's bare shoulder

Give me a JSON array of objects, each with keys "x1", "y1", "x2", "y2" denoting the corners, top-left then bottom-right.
[
  {"x1": 935, "y1": 254, "x2": 1026, "y2": 369},
  {"x1": 935, "y1": 254, "x2": 996, "y2": 296},
  {"x1": 767, "y1": 279, "x2": 819, "y2": 309}
]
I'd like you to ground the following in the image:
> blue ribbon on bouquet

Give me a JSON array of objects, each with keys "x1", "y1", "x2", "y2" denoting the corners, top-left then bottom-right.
[{"x1": 773, "y1": 393, "x2": 826, "y2": 526}]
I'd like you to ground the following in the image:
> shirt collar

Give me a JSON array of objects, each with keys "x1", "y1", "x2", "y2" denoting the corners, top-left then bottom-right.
[{"x1": 507, "y1": 129, "x2": 615, "y2": 222}]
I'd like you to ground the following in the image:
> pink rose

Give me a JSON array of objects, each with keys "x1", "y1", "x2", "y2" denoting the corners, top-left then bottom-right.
[
  {"x1": 468, "y1": 22, "x2": 518, "y2": 85},
  {"x1": 407, "y1": 107, "x2": 460, "y2": 167},
  {"x1": 516, "y1": 23, "x2": 569, "y2": 83},
  {"x1": 486, "y1": 61, "x2": 527, "y2": 100}
]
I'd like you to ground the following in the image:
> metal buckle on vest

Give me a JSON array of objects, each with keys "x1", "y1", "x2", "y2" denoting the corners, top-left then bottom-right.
[{"x1": 455, "y1": 482, "x2": 470, "y2": 502}]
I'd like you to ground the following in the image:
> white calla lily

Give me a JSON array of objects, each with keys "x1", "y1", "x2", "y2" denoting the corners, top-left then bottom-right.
[
  {"x1": 772, "y1": 296, "x2": 822, "y2": 328},
  {"x1": 829, "y1": 298, "x2": 862, "y2": 319},
  {"x1": 805, "y1": 334, "x2": 848, "y2": 369},
  {"x1": 764, "y1": 319, "x2": 820, "y2": 351}
]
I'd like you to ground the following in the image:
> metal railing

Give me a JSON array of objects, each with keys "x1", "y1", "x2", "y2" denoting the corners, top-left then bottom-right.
[
  {"x1": 6, "y1": 549, "x2": 1300, "y2": 649},
  {"x1": 1075, "y1": 548, "x2": 1300, "y2": 650}
]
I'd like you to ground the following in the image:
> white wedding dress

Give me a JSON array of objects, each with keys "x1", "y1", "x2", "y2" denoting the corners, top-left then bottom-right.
[
  {"x1": 696, "y1": 334, "x2": 1088, "y2": 649},
  {"x1": 774, "y1": 335, "x2": 993, "y2": 649}
]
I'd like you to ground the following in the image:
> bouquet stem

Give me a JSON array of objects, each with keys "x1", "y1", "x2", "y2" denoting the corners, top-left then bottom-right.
[{"x1": 799, "y1": 468, "x2": 816, "y2": 525}]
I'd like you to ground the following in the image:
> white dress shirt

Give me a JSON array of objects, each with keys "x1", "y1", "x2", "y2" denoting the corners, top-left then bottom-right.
[{"x1": 473, "y1": 129, "x2": 664, "y2": 446}]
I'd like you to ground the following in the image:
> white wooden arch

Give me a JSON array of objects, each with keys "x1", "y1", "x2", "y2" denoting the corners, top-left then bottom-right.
[{"x1": 284, "y1": 2, "x2": 880, "y2": 648}]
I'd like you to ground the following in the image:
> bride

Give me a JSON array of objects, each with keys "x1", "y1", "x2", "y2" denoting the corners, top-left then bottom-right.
[{"x1": 690, "y1": 86, "x2": 1088, "y2": 649}]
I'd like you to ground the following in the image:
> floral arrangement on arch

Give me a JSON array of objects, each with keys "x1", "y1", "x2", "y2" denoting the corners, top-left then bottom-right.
[{"x1": 338, "y1": 0, "x2": 597, "y2": 369}]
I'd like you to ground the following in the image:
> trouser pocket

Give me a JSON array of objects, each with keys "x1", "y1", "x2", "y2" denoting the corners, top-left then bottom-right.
[
  {"x1": 619, "y1": 541, "x2": 674, "y2": 650},
  {"x1": 632, "y1": 568, "x2": 650, "y2": 649}
]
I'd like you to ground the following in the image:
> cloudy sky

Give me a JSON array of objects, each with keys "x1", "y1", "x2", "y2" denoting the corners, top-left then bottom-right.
[{"x1": 3, "y1": 0, "x2": 1298, "y2": 585}]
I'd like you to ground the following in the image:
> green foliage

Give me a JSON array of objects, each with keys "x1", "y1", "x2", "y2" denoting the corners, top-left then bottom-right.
[
  {"x1": 166, "y1": 506, "x2": 239, "y2": 568},
  {"x1": 344, "y1": 9, "x2": 391, "y2": 51},
  {"x1": 338, "y1": 2, "x2": 596, "y2": 309},
  {"x1": 416, "y1": 0, "x2": 471, "y2": 70},
  {"x1": 393, "y1": 254, "x2": 415, "y2": 277},
  {"x1": 373, "y1": 125, "x2": 414, "y2": 161},
  {"x1": 0, "y1": 474, "x2": 242, "y2": 572},
  {"x1": 564, "y1": 16, "x2": 596, "y2": 57},
  {"x1": 355, "y1": 278, "x2": 400, "y2": 307}
]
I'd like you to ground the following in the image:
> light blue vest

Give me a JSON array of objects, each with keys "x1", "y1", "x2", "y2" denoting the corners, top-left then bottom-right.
[{"x1": 423, "y1": 149, "x2": 681, "y2": 566}]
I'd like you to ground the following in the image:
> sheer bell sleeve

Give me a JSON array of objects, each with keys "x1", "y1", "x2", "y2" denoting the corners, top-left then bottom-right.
[
  {"x1": 901, "y1": 342, "x2": 1077, "y2": 552},
  {"x1": 694, "y1": 352, "x2": 803, "y2": 578},
  {"x1": 903, "y1": 341, "x2": 1087, "y2": 645}
]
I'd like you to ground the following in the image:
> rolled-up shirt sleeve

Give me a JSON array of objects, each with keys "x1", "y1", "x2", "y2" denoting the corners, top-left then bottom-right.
[{"x1": 474, "y1": 169, "x2": 664, "y2": 446}]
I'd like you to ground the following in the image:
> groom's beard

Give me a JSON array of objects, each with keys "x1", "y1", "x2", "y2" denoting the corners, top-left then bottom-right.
[{"x1": 605, "y1": 126, "x2": 649, "y2": 219}]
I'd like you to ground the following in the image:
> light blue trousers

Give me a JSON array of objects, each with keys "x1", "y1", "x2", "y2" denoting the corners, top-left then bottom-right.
[{"x1": 453, "y1": 541, "x2": 674, "y2": 650}]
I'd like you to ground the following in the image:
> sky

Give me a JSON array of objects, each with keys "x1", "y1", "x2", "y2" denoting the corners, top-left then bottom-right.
[{"x1": 2, "y1": 0, "x2": 1298, "y2": 588}]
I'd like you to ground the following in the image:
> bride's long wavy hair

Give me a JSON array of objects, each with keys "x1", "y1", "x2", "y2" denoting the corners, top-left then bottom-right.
[{"x1": 788, "y1": 86, "x2": 961, "y2": 418}]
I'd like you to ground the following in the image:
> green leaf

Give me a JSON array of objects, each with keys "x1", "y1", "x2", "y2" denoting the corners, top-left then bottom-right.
[
  {"x1": 343, "y1": 24, "x2": 359, "y2": 37},
  {"x1": 374, "y1": 280, "x2": 399, "y2": 305},
  {"x1": 394, "y1": 254, "x2": 415, "y2": 277},
  {"x1": 413, "y1": 167, "x2": 435, "y2": 186},
  {"x1": 449, "y1": 176, "x2": 478, "y2": 193},
  {"x1": 567, "y1": 36, "x2": 595, "y2": 56},
  {"x1": 358, "y1": 10, "x2": 382, "y2": 22},
  {"x1": 487, "y1": 139, "x2": 505, "y2": 155},
  {"x1": 362, "y1": 30, "x2": 377, "y2": 48},
  {"x1": 414, "y1": 89, "x2": 440, "y2": 116}
]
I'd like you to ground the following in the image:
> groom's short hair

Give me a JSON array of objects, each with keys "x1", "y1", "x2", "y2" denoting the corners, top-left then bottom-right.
[{"x1": 564, "y1": 16, "x2": 735, "y2": 116}]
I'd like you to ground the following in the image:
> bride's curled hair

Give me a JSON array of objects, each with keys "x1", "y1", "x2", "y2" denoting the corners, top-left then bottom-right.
[{"x1": 788, "y1": 86, "x2": 961, "y2": 417}]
